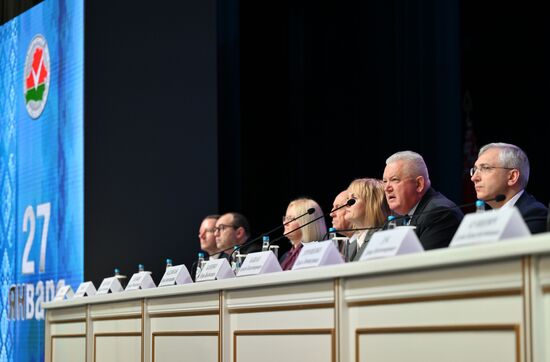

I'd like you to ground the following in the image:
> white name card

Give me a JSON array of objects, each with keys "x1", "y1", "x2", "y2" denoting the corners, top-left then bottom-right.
[
  {"x1": 450, "y1": 207, "x2": 531, "y2": 248},
  {"x1": 236, "y1": 251, "x2": 282, "y2": 277},
  {"x1": 74, "y1": 281, "x2": 96, "y2": 298},
  {"x1": 292, "y1": 240, "x2": 344, "y2": 270},
  {"x1": 125, "y1": 272, "x2": 156, "y2": 291},
  {"x1": 196, "y1": 258, "x2": 235, "y2": 282},
  {"x1": 158, "y1": 264, "x2": 193, "y2": 287},
  {"x1": 96, "y1": 277, "x2": 124, "y2": 295},
  {"x1": 54, "y1": 285, "x2": 74, "y2": 301},
  {"x1": 360, "y1": 226, "x2": 424, "y2": 261}
]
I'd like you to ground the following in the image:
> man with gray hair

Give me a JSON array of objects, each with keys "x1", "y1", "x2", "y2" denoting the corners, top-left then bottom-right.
[
  {"x1": 470, "y1": 142, "x2": 547, "y2": 234},
  {"x1": 382, "y1": 150, "x2": 464, "y2": 249}
]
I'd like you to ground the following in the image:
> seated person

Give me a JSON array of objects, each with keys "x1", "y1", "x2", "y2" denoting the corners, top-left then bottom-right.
[
  {"x1": 382, "y1": 150, "x2": 464, "y2": 249},
  {"x1": 471, "y1": 142, "x2": 548, "y2": 234},
  {"x1": 344, "y1": 178, "x2": 389, "y2": 261},
  {"x1": 279, "y1": 198, "x2": 327, "y2": 270}
]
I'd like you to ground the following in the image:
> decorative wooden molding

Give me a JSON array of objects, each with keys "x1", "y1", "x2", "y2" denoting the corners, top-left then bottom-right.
[
  {"x1": 50, "y1": 334, "x2": 86, "y2": 362},
  {"x1": 49, "y1": 318, "x2": 86, "y2": 324},
  {"x1": 355, "y1": 324, "x2": 520, "y2": 362},
  {"x1": 91, "y1": 314, "x2": 141, "y2": 321},
  {"x1": 151, "y1": 331, "x2": 219, "y2": 362},
  {"x1": 228, "y1": 302, "x2": 334, "y2": 314},
  {"x1": 148, "y1": 309, "x2": 219, "y2": 318},
  {"x1": 234, "y1": 329, "x2": 335, "y2": 362},
  {"x1": 347, "y1": 288, "x2": 523, "y2": 307},
  {"x1": 94, "y1": 332, "x2": 142, "y2": 362}
]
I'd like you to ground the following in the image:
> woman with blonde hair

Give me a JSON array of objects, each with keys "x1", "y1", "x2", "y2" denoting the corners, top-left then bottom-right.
[
  {"x1": 279, "y1": 197, "x2": 327, "y2": 270},
  {"x1": 344, "y1": 178, "x2": 390, "y2": 261}
]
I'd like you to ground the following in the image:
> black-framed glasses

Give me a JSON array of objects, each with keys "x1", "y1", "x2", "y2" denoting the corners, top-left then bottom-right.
[
  {"x1": 214, "y1": 224, "x2": 238, "y2": 232},
  {"x1": 469, "y1": 165, "x2": 515, "y2": 177}
]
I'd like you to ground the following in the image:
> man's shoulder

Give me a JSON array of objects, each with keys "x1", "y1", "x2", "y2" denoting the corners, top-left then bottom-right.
[{"x1": 421, "y1": 187, "x2": 461, "y2": 212}]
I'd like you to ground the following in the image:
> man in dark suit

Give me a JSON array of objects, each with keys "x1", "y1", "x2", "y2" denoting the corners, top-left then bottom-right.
[
  {"x1": 471, "y1": 142, "x2": 548, "y2": 234},
  {"x1": 383, "y1": 151, "x2": 464, "y2": 250}
]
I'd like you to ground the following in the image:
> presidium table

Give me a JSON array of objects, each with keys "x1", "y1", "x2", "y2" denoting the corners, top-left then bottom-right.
[{"x1": 44, "y1": 233, "x2": 550, "y2": 362}]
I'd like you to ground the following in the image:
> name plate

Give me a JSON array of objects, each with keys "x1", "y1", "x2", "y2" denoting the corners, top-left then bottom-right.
[
  {"x1": 292, "y1": 240, "x2": 344, "y2": 270},
  {"x1": 158, "y1": 264, "x2": 193, "y2": 287},
  {"x1": 54, "y1": 285, "x2": 74, "y2": 301},
  {"x1": 450, "y1": 207, "x2": 530, "y2": 248},
  {"x1": 74, "y1": 281, "x2": 96, "y2": 298},
  {"x1": 125, "y1": 271, "x2": 156, "y2": 291},
  {"x1": 196, "y1": 258, "x2": 235, "y2": 282},
  {"x1": 237, "y1": 251, "x2": 282, "y2": 277},
  {"x1": 360, "y1": 226, "x2": 424, "y2": 261},
  {"x1": 96, "y1": 277, "x2": 123, "y2": 295}
]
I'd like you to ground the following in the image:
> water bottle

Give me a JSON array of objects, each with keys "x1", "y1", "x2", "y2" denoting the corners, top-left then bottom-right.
[
  {"x1": 196, "y1": 252, "x2": 205, "y2": 279},
  {"x1": 138, "y1": 263, "x2": 145, "y2": 273},
  {"x1": 232, "y1": 246, "x2": 241, "y2": 272},
  {"x1": 165, "y1": 258, "x2": 173, "y2": 269},
  {"x1": 113, "y1": 268, "x2": 127, "y2": 288},
  {"x1": 387, "y1": 215, "x2": 397, "y2": 229},
  {"x1": 475, "y1": 200, "x2": 485, "y2": 213},
  {"x1": 328, "y1": 227, "x2": 337, "y2": 240},
  {"x1": 262, "y1": 236, "x2": 270, "y2": 251}
]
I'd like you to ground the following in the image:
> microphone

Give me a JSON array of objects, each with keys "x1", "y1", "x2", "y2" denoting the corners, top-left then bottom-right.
[
  {"x1": 383, "y1": 194, "x2": 506, "y2": 228},
  {"x1": 212, "y1": 207, "x2": 317, "y2": 260},
  {"x1": 270, "y1": 198, "x2": 356, "y2": 245}
]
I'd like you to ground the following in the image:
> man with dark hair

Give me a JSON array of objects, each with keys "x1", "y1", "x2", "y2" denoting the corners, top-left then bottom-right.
[{"x1": 215, "y1": 212, "x2": 259, "y2": 260}]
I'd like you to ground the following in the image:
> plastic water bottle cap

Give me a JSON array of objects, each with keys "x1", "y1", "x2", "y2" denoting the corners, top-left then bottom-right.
[
  {"x1": 263, "y1": 235, "x2": 269, "y2": 241},
  {"x1": 388, "y1": 215, "x2": 396, "y2": 221},
  {"x1": 233, "y1": 246, "x2": 239, "y2": 250},
  {"x1": 114, "y1": 268, "x2": 120, "y2": 274},
  {"x1": 138, "y1": 264, "x2": 144, "y2": 271},
  {"x1": 166, "y1": 258, "x2": 172, "y2": 264},
  {"x1": 198, "y1": 252, "x2": 204, "y2": 257},
  {"x1": 329, "y1": 227, "x2": 336, "y2": 232},
  {"x1": 475, "y1": 200, "x2": 485, "y2": 207}
]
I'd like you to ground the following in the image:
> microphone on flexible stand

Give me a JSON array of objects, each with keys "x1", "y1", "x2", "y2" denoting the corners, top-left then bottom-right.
[
  {"x1": 214, "y1": 207, "x2": 316, "y2": 260},
  {"x1": 381, "y1": 194, "x2": 506, "y2": 229},
  {"x1": 270, "y1": 198, "x2": 357, "y2": 245}
]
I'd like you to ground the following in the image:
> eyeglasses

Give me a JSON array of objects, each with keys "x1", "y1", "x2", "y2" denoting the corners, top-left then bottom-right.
[
  {"x1": 282, "y1": 215, "x2": 296, "y2": 223},
  {"x1": 205, "y1": 228, "x2": 217, "y2": 234},
  {"x1": 214, "y1": 224, "x2": 238, "y2": 232},
  {"x1": 469, "y1": 165, "x2": 515, "y2": 177}
]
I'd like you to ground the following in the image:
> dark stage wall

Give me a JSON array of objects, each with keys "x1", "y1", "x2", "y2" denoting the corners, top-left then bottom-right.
[{"x1": 84, "y1": 0, "x2": 550, "y2": 284}]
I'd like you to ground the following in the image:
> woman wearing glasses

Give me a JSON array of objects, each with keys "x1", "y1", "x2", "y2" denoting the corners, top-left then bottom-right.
[
  {"x1": 279, "y1": 198, "x2": 327, "y2": 270},
  {"x1": 344, "y1": 178, "x2": 390, "y2": 261}
]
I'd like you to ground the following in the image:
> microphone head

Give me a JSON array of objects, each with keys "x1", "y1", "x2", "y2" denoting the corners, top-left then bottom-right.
[
  {"x1": 346, "y1": 198, "x2": 356, "y2": 206},
  {"x1": 307, "y1": 207, "x2": 315, "y2": 215},
  {"x1": 494, "y1": 194, "x2": 505, "y2": 202}
]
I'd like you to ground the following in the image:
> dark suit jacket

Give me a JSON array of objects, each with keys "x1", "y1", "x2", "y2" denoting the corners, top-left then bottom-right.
[
  {"x1": 409, "y1": 187, "x2": 464, "y2": 250},
  {"x1": 510, "y1": 191, "x2": 548, "y2": 234},
  {"x1": 349, "y1": 229, "x2": 377, "y2": 261}
]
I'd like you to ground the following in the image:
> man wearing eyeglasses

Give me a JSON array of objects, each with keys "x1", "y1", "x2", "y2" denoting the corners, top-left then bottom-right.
[
  {"x1": 383, "y1": 150, "x2": 464, "y2": 250},
  {"x1": 471, "y1": 142, "x2": 548, "y2": 234},
  {"x1": 215, "y1": 212, "x2": 259, "y2": 260}
]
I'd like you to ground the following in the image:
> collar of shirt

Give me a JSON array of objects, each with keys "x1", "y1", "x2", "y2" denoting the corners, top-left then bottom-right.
[
  {"x1": 355, "y1": 230, "x2": 369, "y2": 248},
  {"x1": 500, "y1": 190, "x2": 524, "y2": 210}
]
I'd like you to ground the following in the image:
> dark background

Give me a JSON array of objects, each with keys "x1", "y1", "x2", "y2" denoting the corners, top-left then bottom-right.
[{"x1": 69, "y1": 0, "x2": 550, "y2": 284}]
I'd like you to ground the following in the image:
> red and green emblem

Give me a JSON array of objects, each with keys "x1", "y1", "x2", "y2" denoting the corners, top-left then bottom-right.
[{"x1": 24, "y1": 35, "x2": 50, "y2": 119}]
